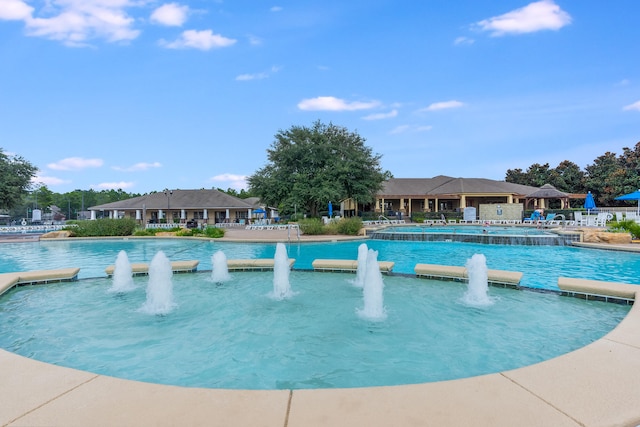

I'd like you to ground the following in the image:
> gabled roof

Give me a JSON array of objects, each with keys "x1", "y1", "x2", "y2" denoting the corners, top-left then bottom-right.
[
  {"x1": 379, "y1": 176, "x2": 539, "y2": 197},
  {"x1": 89, "y1": 189, "x2": 254, "y2": 211},
  {"x1": 525, "y1": 183, "x2": 568, "y2": 199}
]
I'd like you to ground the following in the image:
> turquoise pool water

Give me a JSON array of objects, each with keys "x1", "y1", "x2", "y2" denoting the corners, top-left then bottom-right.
[
  {"x1": 0, "y1": 238, "x2": 638, "y2": 291},
  {"x1": 0, "y1": 271, "x2": 628, "y2": 390}
]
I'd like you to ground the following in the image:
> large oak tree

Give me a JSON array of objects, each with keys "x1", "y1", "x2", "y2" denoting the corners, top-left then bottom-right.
[{"x1": 248, "y1": 121, "x2": 391, "y2": 217}]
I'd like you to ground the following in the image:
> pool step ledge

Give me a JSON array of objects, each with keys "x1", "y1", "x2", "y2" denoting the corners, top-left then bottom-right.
[
  {"x1": 0, "y1": 268, "x2": 81, "y2": 296},
  {"x1": 414, "y1": 264, "x2": 523, "y2": 287},
  {"x1": 312, "y1": 259, "x2": 395, "y2": 274},
  {"x1": 558, "y1": 277, "x2": 638, "y2": 302},
  {"x1": 105, "y1": 261, "x2": 199, "y2": 277},
  {"x1": 226, "y1": 258, "x2": 296, "y2": 271}
]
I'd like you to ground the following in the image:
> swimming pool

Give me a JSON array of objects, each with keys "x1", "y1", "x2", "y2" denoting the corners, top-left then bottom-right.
[
  {"x1": 0, "y1": 271, "x2": 628, "y2": 390},
  {"x1": 0, "y1": 238, "x2": 638, "y2": 291}
]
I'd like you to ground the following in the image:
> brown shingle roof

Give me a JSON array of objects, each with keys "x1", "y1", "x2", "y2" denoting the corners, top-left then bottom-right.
[
  {"x1": 379, "y1": 176, "x2": 539, "y2": 197},
  {"x1": 89, "y1": 189, "x2": 254, "y2": 211}
]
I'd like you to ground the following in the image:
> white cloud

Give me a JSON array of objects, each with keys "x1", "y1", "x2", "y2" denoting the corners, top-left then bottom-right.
[
  {"x1": 297, "y1": 96, "x2": 381, "y2": 111},
  {"x1": 389, "y1": 124, "x2": 432, "y2": 134},
  {"x1": 235, "y1": 65, "x2": 281, "y2": 81},
  {"x1": 475, "y1": 0, "x2": 571, "y2": 36},
  {"x1": 419, "y1": 100, "x2": 465, "y2": 112},
  {"x1": 623, "y1": 101, "x2": 640, "y2": 112},
  {"x1": 362, "y1": 110, "x2": 398, "y2": 120},
  {"x1": 389, "y1": 125, "x2": 410, "y2": 134},
  {"x1": 0, "y1": 0, "x2": 33, "y2": 20},
  {"x1": 48, "y1": 157, "x2": 104, "y2": 171},
  {"x1": 454, "y1": 36, "x2": 474, "y2": 46},
  {"x1": 210, "y1": 173, "x2": 248, "y2": 190},
  {"x1": 24, "y1": 0, "x2": 140, "y2": 46},
  {"x1": 270, "y1": 6, "x2": 283, "y2": 12},
  {"x1": 236, "y1": 72, "x2": 268, "y2": 81},
  {"x1": 150, "y1": 3, "x2": 189, "y2": 27},
  {"x1": 161, "y1": 29, "x2": 236, "y2": 50},
  {"x1": 112, "y1": 161, "x2": 162, "y2": 172},
  {"x1": 93, "y1": 181, "x2": 135, "y2": 190},
  {"x1": 31, "y1": 175, "x2": 71, "y2": 186}
]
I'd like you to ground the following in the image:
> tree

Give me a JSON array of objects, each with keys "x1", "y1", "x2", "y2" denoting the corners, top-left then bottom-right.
[
  {"x1": 248, "y1": 121, "x2": 391, "y2": 217},
  {"x1": 0, "y1": 148, "x2": 38, "y2": 211},
  {"x1": 551, "y1": 160, "x2": 585, "y2": 192},
  {"x1": 584, "y1": 152, "x2": 621, "y2": 206}
]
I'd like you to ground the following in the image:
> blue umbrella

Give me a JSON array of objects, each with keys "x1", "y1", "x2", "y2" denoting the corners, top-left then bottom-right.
[
  {"x1": 615, "y1": 189, "x2": 640, "y2": 215},
  {"x1": 328, "y1": 201, "x2": 333, "y2": 218},
  {"x1": 584, "y1": 191, "x2": 596, "y2": 215}
]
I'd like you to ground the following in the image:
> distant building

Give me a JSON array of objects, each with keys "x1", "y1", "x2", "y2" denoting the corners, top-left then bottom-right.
[
  {"x1": 374, "y1": 176, "x2": 540, "y2": 216},
  {"x1": 89, "y1": 189, "x2": 276, "y2": 226}
]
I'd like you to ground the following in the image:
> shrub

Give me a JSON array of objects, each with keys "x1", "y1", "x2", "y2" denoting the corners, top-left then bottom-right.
[
  {"x1": 336, "y1": 217, "x2": 363, "y2": 235},
  {"x1": 203, "y1": 227, "x2": 225, "y2": 238},
  {"x1": 133, "y1": 228, "x2": 157, "y2": 236},
  {"x1": 64, "y1": 218, "x2": 137, "y2": 237},
  {"x1": 298, "y1": 218, "x2": 325, "y2": 235},
  {"x1": 609, "y1": 220, "x2": 640, "y2": 239}
]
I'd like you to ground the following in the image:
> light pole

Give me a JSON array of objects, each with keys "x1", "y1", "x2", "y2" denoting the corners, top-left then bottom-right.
[{"x1": 164, "y1": 189, "x2": 173, "y2": 224}]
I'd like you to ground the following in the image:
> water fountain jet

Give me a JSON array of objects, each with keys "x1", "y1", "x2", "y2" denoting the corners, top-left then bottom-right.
[
  {"x1": 357, "y1": 249, "x2": 387, "y2": 321},
  {"x1": 108, "y1": 250, "x2": 135, "y2": 293},
  {"x1": 462, "y1": 253, "x2": 494, "y2": 307},
  {"x1": 352, "y1": 243, "x2": 368, "y2": 288},
  {"x1": 211, "y1": 250, "x2": 231, "y2": 284},
  {"x1": 272, "y1": 243, "x2": 293, "y2": 300},
  {"x1": 139, "y1": 251, "x2": 176, "y2": 315}
]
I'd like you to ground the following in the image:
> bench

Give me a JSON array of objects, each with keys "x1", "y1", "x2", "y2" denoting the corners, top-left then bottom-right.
[
  {"x1": 226, "y1": 259, "x2": 296, "y2": 271},
  {"x1": 105, "y1": 260, "x2": 199, "y2": 277},
  {"x1": 0, "y1": 268, "x2": 81, "y2": 296},
  {"x1": 558, "y1": 277, "x2": 638, "y2": 302},
  {"x1": 311, "y1": 259, "x2": 395, "y2": 274},
  {"x1": 414, "y1": 263, "x2": 523, "y2": 287}
]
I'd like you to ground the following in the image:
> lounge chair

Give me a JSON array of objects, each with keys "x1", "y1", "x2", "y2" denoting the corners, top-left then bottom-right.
[
  {"x1": 574, "y1": 211, "x2": 587, "y2": 226},
  {"x1": 594, "y1": 212, "x2": 612, "y2": 227},
  {"x1": 523, "y1": 210, "x2": 541, "y2": 224}
]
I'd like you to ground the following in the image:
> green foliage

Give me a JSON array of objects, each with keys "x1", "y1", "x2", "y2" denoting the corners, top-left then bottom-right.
[
  {"x1": 608, "y1": 220, "x2": 640, "y2": 239},
  {"x1": 248, "y1": 121, "x2": 391, "y2": 217},
  {"x1": 298, "y1": 218, "x2": 325, "y2": 235},
  {"x1": 203, "y1": 226, "x2": 225, "y2": 238},
  {"x1": 65, "y1": 218, "x2": 137, "y2": 237},
  {"x1": 133, "y1": 228, "x2": 157, "y2": 236},
  {"x1": 336, "y1": 217, "x2": 363, "y2": 235},
  {"x1": 411, "y1": 212, "x2": 426, "y2": 223},
  {"x1": 506, "y1": 141, "x2": 640, "y2": 209},
  {"x1": 0, "y1": 149, "x2": 38, "y2": 211}
]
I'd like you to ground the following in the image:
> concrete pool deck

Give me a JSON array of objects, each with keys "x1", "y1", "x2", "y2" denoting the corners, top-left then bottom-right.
[{"x1": 1, "y1": 231, "x2": 640, "y2": 426}]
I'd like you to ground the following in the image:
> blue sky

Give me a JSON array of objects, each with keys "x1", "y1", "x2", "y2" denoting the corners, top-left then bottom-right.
[{"x1": 1, "y1": 0, "x2": 638, "y2": 194}]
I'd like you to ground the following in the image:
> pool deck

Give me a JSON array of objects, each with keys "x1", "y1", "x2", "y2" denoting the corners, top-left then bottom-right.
[{"x1": 1, "y1": 230, "x2": 640, "y2": 426}]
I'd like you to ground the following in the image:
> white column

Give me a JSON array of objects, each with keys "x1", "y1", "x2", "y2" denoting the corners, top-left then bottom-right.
[
  {"x1": 225, "y1": 208, "x2": 230, "y2": 219},
  {"x1": 203, "y1": 209, "x2": 208, "y2": 220},
  {"x1": 135, "y1": 210, "x2": 141, "y2": 220},
  {"x1": 180, "y1": 209, "x2": 186, "y2": 220},
  {"x1": 90, "y1": 210, "x2": 96, "y2": 220},
  {"x1": 113, "y1": 210, "x2": 118, "y2": 219},
  {"x1": 159, "y1": 209, "x2": 163, "y2": 219}
]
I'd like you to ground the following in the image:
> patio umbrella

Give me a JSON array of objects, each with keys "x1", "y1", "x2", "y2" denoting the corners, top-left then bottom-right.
[
  {"x1": 253, "y1": 208, "x2": 266, "y2": 219},
  {"x1": 584, "y1": 191, "x2": 596, "y2": 215},
  {"x1": 328, "y1": 201, "x2": 333, "y2": 218},
  {"x1": 615, "y1": 189, "x2": 640, "y2": 215}
]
